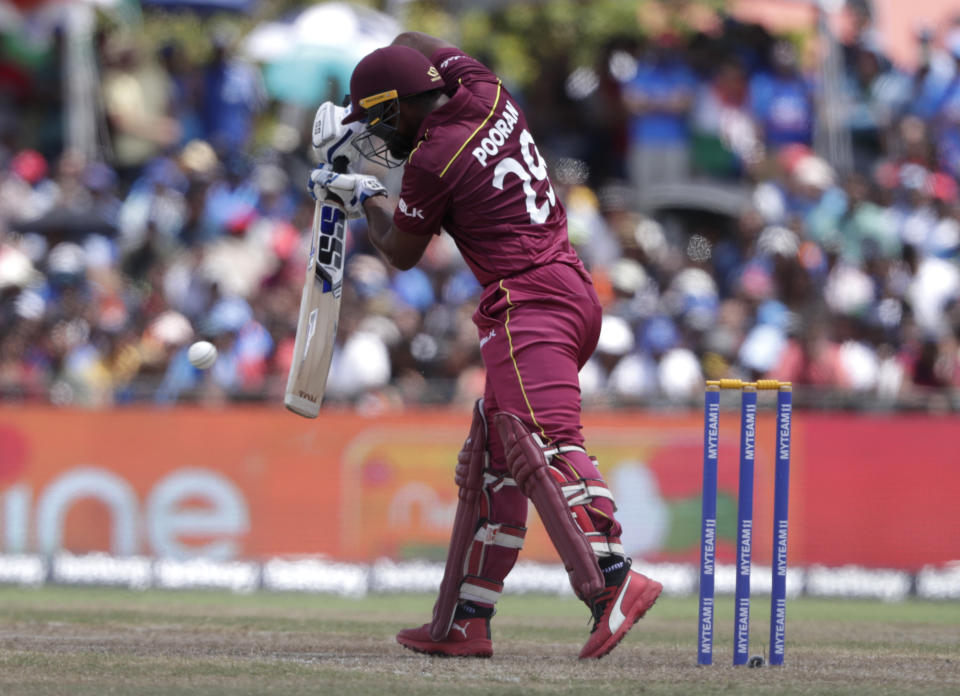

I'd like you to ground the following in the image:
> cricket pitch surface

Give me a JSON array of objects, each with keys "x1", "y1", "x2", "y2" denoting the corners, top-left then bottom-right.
[{"x1": 1, "y1": 587, "x2": 958, "y2": 695}]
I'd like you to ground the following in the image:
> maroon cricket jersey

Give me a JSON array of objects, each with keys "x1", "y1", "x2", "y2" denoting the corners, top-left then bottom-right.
[{"x1": 393, "y1": 47, "x2": 584, "y2": 287}]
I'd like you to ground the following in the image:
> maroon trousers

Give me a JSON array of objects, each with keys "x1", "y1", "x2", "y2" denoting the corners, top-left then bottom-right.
[{"x1": 470, "y1": 262, "x2": 623, "y2": 594}]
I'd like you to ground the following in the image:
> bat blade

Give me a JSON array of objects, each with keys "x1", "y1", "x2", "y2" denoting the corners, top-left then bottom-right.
[{"x1": 284, "y1": 197, "x2": 347, "y2": 418}]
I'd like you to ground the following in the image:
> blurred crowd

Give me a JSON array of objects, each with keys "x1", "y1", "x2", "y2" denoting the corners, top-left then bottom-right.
[{"x1": 1, "y1": 4, "x2": 960, "y2": 411}]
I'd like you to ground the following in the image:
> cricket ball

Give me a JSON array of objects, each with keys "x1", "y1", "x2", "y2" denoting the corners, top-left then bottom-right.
[{"x1": 187, "y1": 340, "x2": 218, "y2": 370}]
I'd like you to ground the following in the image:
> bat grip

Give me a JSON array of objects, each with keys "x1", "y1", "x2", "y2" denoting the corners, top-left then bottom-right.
[{"x1": 324, "y1": 155, "x2": 350, "y2": 206}]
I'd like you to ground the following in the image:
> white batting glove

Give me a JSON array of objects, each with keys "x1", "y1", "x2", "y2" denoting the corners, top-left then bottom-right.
[
  {"x1": 312, "y1": 102, "x2": 361, "y2": 167},
  {"x1": 308, "y1": 164, "x2": 387, "y2": 218}
]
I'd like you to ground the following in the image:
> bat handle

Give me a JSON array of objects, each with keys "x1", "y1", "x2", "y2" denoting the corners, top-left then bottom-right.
[{"x1": 323, "y1": 156, "x2": 351, "y2": 206}]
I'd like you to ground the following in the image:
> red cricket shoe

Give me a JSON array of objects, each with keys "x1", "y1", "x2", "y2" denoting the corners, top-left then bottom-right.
[
  {"x1": 579, "y1": 563, "x2": 663, "y2": 659},
  {"x1": 396, "y1": 618, "x2": 493, "y2": 658}
]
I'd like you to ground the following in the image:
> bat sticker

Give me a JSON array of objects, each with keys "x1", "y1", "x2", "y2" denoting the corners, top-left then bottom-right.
[{"x1": 315, "y1": 205, "x2": 346, "y2": 298}]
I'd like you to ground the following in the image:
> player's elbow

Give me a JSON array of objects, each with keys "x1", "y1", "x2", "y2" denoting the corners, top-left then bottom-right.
[
  {"x1": 392, "y1": 32, "x2": 421, "y2": 48},
  {"x1": 392, "y1": 31, "x2": 455, "y2": 57},
  {"x1": 369, "y1": 226, "x2": 417, "y2": 270},
  {"x1": 366, "y1": 208, "x2": 429, "y2": 270},
  {"x1": 382, "y1": 247, "x2": 420, "y2": 271}
]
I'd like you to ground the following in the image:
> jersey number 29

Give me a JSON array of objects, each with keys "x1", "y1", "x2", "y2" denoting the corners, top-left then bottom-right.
[{"x1": 492, "y1": 129, "x2": 557, "y2": 224}]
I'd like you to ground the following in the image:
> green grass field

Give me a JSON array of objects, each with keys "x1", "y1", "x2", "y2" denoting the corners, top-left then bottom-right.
[{"x1": 0, "y1": 586, "x2": 958, "y2": 695}]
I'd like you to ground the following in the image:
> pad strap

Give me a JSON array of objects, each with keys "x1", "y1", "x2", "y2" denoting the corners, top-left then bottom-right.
[
  {"x1": 494, "y1": 412, "x2": 605, "y2": 601},
  {"x1": 542, "y1": 444, "x2": 585, "y2": 458},
  {"x1": 457, "y1": 522, "x2": 528, "y2": 605},
  {"x1": 550, "y1": 467, "x2": 622, "y2": 558},
  {"x1": 473, "y1": 522, "x2": 526, "y2": 549},
  {"x1": 464, "y1": 521, "x2": 527, "y2": 579},
  {"x1": 587, "y1": 533, "x2": 625, "y2": 556},
  {"x1": 460, "y1": 575, "x2": 503, "y2": 604},
  {"x1": 483, "y1": 472, "x2": 517, "y2": 492},
  {"x1": 560, "y1": 478, "x2": 616, "y2": 508},
  {"x1": 430, "y1": 400, "x2": 489, "y2": 641},
  {"x1": 548, "y1": 453, "x2": 623, "y2": 558}
]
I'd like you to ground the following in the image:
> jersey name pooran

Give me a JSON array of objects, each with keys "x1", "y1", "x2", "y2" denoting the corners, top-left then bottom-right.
[{"x1": 471, "y1": 100, "x2": 520, "y2": 167}]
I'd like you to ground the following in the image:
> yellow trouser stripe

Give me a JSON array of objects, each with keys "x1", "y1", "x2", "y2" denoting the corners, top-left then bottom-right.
[{"x1": 500, "y1": 280, "x2": 546, "y2": 439}]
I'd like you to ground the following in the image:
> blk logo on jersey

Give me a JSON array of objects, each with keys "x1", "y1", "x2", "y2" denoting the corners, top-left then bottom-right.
[{"x1": 398, "y1": 198, "x2": 425, "y2": 219}]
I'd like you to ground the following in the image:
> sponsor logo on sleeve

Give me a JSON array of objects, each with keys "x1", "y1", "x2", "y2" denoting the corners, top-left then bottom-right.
[
  {"x1": 398, "y1": 198, "x2": 425, "y2": 219},
  {"x1": 439, "y1": 55, "x2": 464, "y2": 70}
]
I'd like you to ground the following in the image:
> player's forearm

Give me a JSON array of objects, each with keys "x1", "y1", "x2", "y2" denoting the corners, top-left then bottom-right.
[
  {"x1": 363, "y1": 197, "x2": 419, "y2": 270},
  {"x1": 391, "y1": 31, "x2": 455, "y2": 58}
]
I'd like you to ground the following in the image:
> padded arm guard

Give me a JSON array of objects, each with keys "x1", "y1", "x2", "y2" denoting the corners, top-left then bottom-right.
[
  {"x1": 493, "y1": 412, "x2": 605, "y2": 601},
  {"x1": 429, "y1": 400, "x2": 489, "y2": 641}
]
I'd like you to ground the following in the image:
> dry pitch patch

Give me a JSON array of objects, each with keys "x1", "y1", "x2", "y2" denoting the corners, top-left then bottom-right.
[{"x1": 0, "y1": 587, "x2": 957, "y2": 695}]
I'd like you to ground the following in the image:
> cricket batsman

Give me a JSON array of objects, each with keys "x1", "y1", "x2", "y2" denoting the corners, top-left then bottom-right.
[{"x1": 308, "y1": 31, "x2": 662, "y2": 659}]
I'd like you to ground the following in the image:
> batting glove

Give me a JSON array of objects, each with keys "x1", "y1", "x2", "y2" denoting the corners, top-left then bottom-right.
[
  {"x1": 312, "y1": 102, "x2": 361, "y2": 168},
  {"x1": 308, "y1": 164, "x2": 388, "y2": 218}
]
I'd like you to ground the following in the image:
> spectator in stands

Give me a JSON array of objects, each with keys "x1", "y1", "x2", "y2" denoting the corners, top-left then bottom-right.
[
  {"x1": 0, "y1": 149, "x2": 55, "y2": 224},
  {"x1": 101, "y1": 36, "x2": 181, "y2": 178},
  {"x1": 842, "y1": 40, "x2": 912, "y2": 173},
  {"x1": 1, "y1": 6, "x2": 958, "y2": 412},
  {"x1": 158, "y1": 40, "x2": 203, "y2": 146},
  {"x1": 690, "y1": 56, "x2": 763, "y2": 179},
  {"x1": 621, "y1": 33, "x2": 696, "y2": 191},
  {"x1": 201, "y1": 31, "x2": 266, "y2": 156},
  {"x1": 586, "y1": 36, "x2": 639, "y2": 182},
  {"x1": 749, "y1": 39, "x2": 814, "y2": 149},
  {"x1": 923, "y1": 36, "x2": 960, "y2": 178},
  {"x1": 806, "y1": 171, "x2": 899, "y2": 266}
]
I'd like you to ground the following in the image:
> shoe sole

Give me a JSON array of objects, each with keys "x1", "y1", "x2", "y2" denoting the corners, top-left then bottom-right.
[
  {"x1": 396, "y1": 635, "x2": 493, "y2": 658},
  {"x1": 581, "y1": 578, "x2": 663, "y2": 660}
]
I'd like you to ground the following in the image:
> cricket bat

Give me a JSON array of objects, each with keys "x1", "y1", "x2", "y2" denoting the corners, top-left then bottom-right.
[{"x1": 284, "y1": 157, "x2": 349, "y2": 417}]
